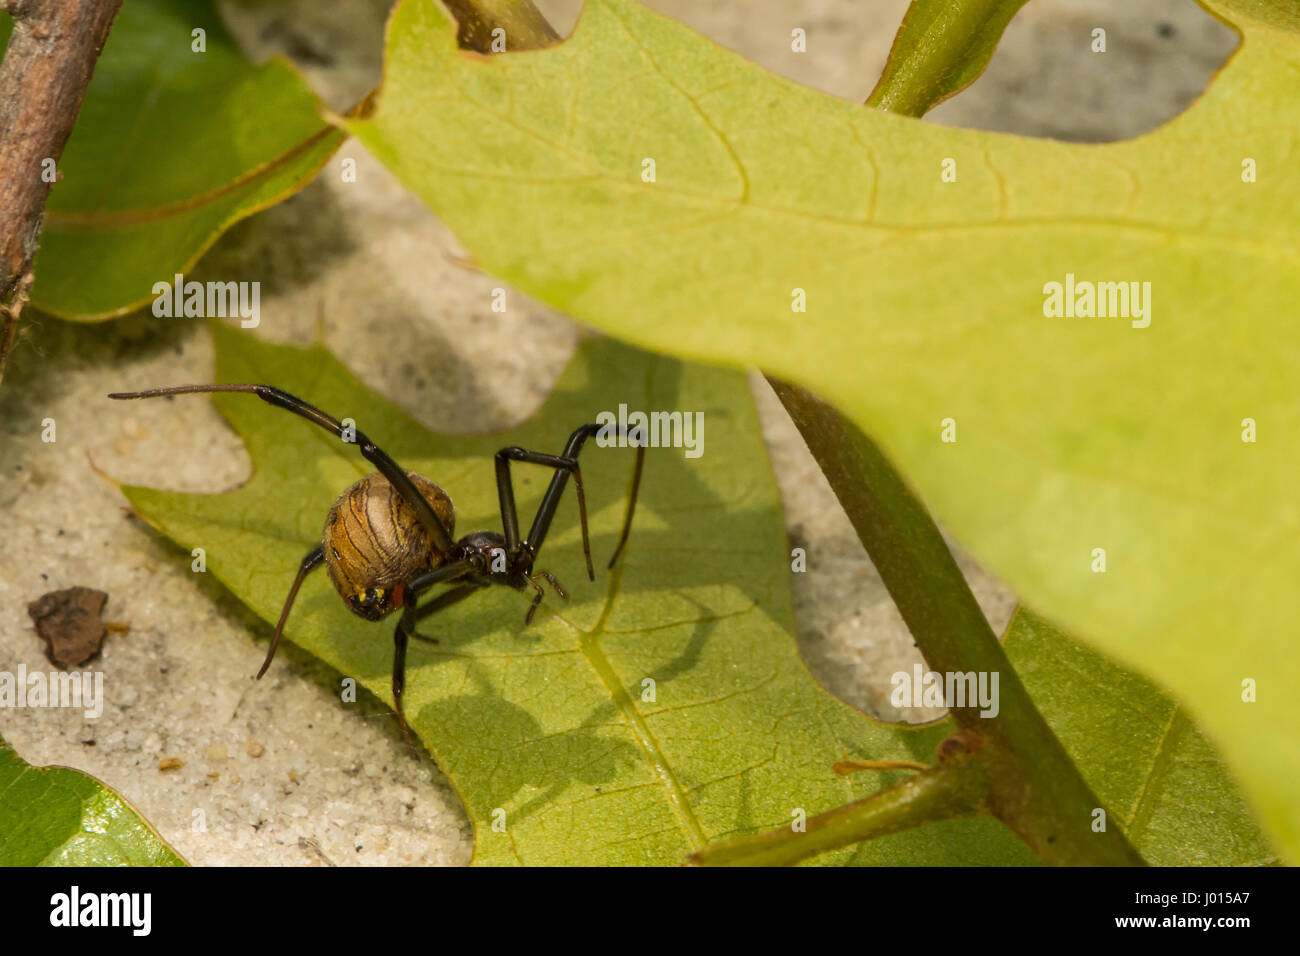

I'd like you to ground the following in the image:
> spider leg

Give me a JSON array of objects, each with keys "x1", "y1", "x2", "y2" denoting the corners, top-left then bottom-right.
[
  {"x1": 257, "y1": 546, "x2": 324, "y2": 679},
  {"x1": 537, "y1": 569, "x2": 568, "y2": 600},
  {"x1": 604, "y1": 433, "x2": 645, "y2": 570},
  {"x1": 108, "y1": 384, "x2": 456, "y2": 557},
  {"x1": 391, "y1": 560, "x2": 474, "y2": 746},
  {"x1": 515, "y1": 569, "x2": 569, "y2": 625},
  {"x1": 493, "y1": 424, "x2": 646, "y2": 581},
  {"x1": 496, "y1": 446, "x2": 593, "y2": 580},
  {"x1": 410, "y1": 582, "x2": 486, "y2": 637},
  {"x1": 521, "y1": 572, "x2": 548, "y2": 624},
  {"x1": 392, "y1": 626, "x2": 413, "y2": 747},
  {"x1": 545, "y1": 424, "x2": 645, "y2": 568},
  {"x1": 530, "y1": 429, "x2": 647, "y2": 572}
]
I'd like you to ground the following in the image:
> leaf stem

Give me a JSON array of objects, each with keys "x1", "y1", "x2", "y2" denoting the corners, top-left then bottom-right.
[
  {"x1": 688, "y1": 756, "x2": 987, "y2": 867},
  {"x1": 762, "y1": 0, "x2": 1146, "y2": 864},
  {"x1": 767, "y1": 384, "x2": 1144, "y2": 865}
]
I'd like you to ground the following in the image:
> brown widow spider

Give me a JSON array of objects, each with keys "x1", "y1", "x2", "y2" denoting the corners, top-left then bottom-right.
[{"x1": 109, "y1": 383, "x2": 645, "y2": 744}]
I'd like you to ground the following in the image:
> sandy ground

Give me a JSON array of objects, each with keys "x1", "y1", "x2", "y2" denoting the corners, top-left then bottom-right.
[{"x1": 0, "y1": 0, "x2": 1235, "y2": 865}]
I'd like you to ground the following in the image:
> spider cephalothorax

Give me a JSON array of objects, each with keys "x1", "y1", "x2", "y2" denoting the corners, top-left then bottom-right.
[{"x1": 109, "y1": 383, "x2": 644, "y2": 743}]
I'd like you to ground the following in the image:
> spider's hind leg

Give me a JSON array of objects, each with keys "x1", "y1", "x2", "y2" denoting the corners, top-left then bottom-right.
[{"x1": 491, "y1": 423, "x2": 647, "y2": 586}]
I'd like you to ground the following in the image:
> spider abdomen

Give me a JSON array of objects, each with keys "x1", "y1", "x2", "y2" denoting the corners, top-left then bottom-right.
[{"x1": 323, "y1": 471, "x2": 455, "y2": 621}]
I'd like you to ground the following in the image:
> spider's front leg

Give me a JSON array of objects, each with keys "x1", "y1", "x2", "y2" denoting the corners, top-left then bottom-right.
[
  {"x1": 495, "y1": 445, "x2": 594, "y2": 580},
  {"x1": 492, "y1": 423, "x2": 647, "y2": 593},
  {"x1": 109, "y1": 383, "x2": 457, "y2": 558}
]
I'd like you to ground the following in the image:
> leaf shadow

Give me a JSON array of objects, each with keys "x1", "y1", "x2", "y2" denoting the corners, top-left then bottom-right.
[
  {"x1": 409, "y1": 606, "x2": 722, "y2": 832},
  {"x1": 415, "y1": 692, "x2": 642, "y2": 828},
  {"x1": 193, "y1": 175, "x2": 357, "y2": 301}
]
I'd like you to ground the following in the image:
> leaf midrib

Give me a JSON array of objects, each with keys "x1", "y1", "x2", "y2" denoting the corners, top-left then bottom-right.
[
  {"x1": 45, "y1": 126, "x2": 339, "y2": 229},
  {"x1": 572, "y1": 547, "x2": 709, "y2": 852}
]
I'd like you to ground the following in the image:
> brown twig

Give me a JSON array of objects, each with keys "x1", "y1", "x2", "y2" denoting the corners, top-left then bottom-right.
[
  {"x1": 0, "y1": 0, "x2": 124, "y2": 383},
  {"x1": 0, "y1": 268, "x2": 33, "y2": 372}
]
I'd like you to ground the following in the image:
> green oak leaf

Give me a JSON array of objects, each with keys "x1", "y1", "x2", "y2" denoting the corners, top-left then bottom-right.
[
  {"x1": 0, "y1": 0, "x2": 342, "y2": 320},
  {"x1": 344, "y1": 0, "x2": 1300, "y2": 860},
  {"x1": 698, "y1": 605, "x2": 1274, "y2": 866},
  {"x1": 118, "y1": 323, "x2": 1033, "y2": 866},
  {"x1": 117, "y1": 325, "x2": 1266, "y2": 865},
  {"x1": 0, "y1": 736, "x2": 185, "y2": 866},
  {"x1": 1004, "y1": 609, "x2": 1276, "y2": 867}
]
